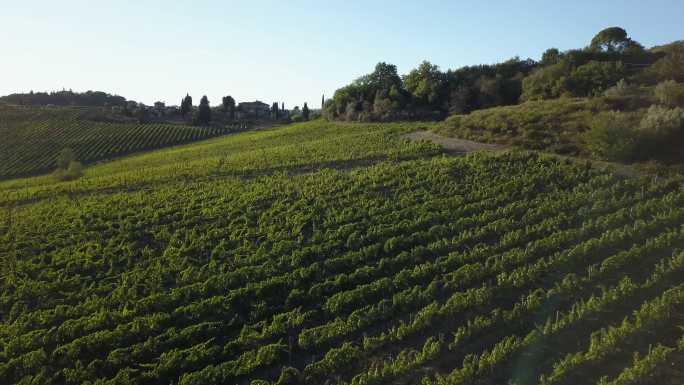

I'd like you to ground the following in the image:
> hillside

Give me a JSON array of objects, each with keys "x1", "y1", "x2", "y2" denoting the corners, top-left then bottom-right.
[
  {"x1": 0, "y1": 105, "x2": 233, "y2": 180},
  {"x1": 2, "y1": 121, "x2": 684, "y2": 385},
  {"x1": 324, "y1": 28, "x2": 684, "y2": 168},
  {"x1": 437, "y1": 98, "x2": 595, "y2": 155},
  {"x1": 437, "y1": 79, "x2": 684, "y2": 168}
]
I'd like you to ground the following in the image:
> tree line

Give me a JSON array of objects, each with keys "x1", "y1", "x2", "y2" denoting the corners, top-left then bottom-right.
[
  {"x1": 180, "y1": 94, "x2": 311, "y2": 125},
  {"x1": 0, "y1": 90, "x2": 127, "y2": 107},
  {"x1": 324, "y1": 27, "x2": 680, "y2": 122}
]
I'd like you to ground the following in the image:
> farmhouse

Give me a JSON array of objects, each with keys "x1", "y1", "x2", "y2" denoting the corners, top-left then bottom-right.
[{"x1": 237, "y1": 101, "x2": 271, "y2": 119}]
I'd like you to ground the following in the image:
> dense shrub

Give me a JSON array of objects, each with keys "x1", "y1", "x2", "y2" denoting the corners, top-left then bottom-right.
[
  {"x1": 52, "y1": 160, "x2": 84, "y2": 181},
  {"x1": 583, "y1": 111, "x2": 639, "y2": 161},
  {"x1": 55, "y1": 148, "x2": 78, "y2": 169},
  {"x1": 654, "y1": 80, "x2": 684, "y2": 108},
  {"x1": 602, "y1": 80, "x2": 653, "y2": 111},
  {"x1": 639, "y1": 105, "x2": 684, "y2": 136},
  {"x1": 636, "y1": 105, "x2": 684, "y2": 160}
]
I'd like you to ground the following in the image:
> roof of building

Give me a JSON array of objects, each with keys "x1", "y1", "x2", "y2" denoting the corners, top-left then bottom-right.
[{"x1": 238, "y1": 101, "x2": 269, "y2": 107}]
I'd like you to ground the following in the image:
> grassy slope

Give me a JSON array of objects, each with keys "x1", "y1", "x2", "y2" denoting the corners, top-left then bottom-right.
[
  {"x1": 436, "y1": 98, "x2": 596, "y2": 155},
  {"x1": 1, "y1": 120, "x2": 684, "y2": 385},
  {"x1": 0, "y1": 105, "x2": 229, "y2": 180}
]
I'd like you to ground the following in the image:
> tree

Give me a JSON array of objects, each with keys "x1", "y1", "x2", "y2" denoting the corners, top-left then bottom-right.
[
  {"x1": 403, "y1": 61, "x2": 447, "y2": 110},
  {"x1": 372, "y1": 92, "x2": 394, "y2": 121},
  {"x1": 564, "y1": 61, "x2": 626, "y2": 97},
  {"x1": 541, "y1": 48, "x2": 561, "y2": 66},
  {"x1": 302, "y1": 103, "x2": 310, "y2": 120},
  {"x1": 589, "y1": 27, "x2": 643, "y2": 54},
  {"x1": 521, "y1": 62, "x2": 569, "y2": 101},
  {"x1": 476, "y1": 76, "x2": 503, "y2": 108},
  {"x1": 222, "y1": 95, "x2": 236, "y2": 119},
  {"x1": 54, "y1": 148, "x2": 83, "y2": 180},
  {"x1": 367, "y1": 62, "x2": 403, "y2": 92},
  {"x1": 56, "y1": 148, "x2": 77, "y2": 169},
  {"x1": 197, "y1": 95, "x2": 211, "y2": 125},
  {"x1": 180, "y1": 94, "x2": 192, "y2": 117}
]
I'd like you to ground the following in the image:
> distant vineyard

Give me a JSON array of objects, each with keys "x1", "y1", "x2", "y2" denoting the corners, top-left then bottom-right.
[
  {"x1": 0, "y1": 106, "x2": 231, "y2": 180},
  {"x1": 1, "y1": 118, "x2": 683, "y2": 385}
]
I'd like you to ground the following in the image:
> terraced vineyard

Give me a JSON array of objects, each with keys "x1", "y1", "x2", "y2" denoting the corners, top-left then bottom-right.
[
  {"x1": 0, "y1": 105, "x2": 229, "y2": 180},
  {"x1": 1, "y1": 121, "x2": 683, "y2": 385}
]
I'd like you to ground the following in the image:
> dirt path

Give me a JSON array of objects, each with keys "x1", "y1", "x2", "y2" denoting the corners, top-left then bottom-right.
[
  {"x1": 403, "y1": 130, "x2": 504, "y2": 154},
  {"x1": 404, "y1": 130, "x2": 648, "y2": 178}
]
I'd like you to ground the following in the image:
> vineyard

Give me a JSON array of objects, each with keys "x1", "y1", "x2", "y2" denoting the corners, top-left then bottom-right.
[
  {"x1": 0, "y1": 105, "x2": 231, "y2": 180},
  {"x1": 1, "y1": 120, "x2": 684, "y2": 385}
]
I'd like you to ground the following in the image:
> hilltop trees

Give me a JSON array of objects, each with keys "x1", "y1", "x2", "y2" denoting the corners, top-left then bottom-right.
[
  {"x1": 589, "y1": 27, "x2": 643, "y2": 54},
  {"x1": 540, "y1": 48, "x2": 562, "y2": 66},
  {"x1": 521, "y1": 27, "x2": 651, "y2": 101},
  {"x1": 326, "y1": 62, "x2": 408, "y2": 121},
  {"x1": 325, "y1": 57, "x2": 534, "y2": 121},
  {"x1": 324, "y1": 26, "x2": 679, "y2": 122},
  {"x1": 0, "y1": 90, "x2": 127, "y2": 107},
  {"x1": 180, "y1": 94, "x2": 193, "y2": 117},
  {"x1": 404, "y1": 61, "x2": 447, "y2": 111},
  {"x1": 197, "y1": 96, "x2": 211, "y2": 125}
]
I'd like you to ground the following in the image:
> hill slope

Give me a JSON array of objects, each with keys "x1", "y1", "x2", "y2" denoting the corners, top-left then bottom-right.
[
  {"x1": 0, "y1": 105, "x2": 230, "y2": 180},
  {"x1": 1, "y1": 121, "x2": 684, "y2": 385}
]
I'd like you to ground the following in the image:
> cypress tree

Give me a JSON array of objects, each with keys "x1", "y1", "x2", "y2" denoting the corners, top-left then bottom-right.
[
  {"x1": 180, "y1": 94, "x2": 192, "y2": 117},
  {"x1": 198, "y1": 95, "x2": 211, "y2": 125},
  {"x1": 302, "y1": 102, "x2": 310, "y2": 120}
]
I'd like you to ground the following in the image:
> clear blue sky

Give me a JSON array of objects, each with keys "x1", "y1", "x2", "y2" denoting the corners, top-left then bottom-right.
[{"x1": 2, "y1": 1, "x2": 682, "y2": 108}]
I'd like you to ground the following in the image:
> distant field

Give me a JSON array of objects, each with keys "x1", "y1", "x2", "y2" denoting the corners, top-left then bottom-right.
[
  {"x1": 1, "y1": 121, "x2": 684, "y2": 385},
  {"x1": 0, "y1": 105, "x2": 229, "y2": 180}
]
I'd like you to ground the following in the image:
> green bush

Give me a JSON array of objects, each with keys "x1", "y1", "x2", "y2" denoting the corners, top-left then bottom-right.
[
  {"x1": 636, "y1": 105, "x2": 684, "y2": 160},
  {"x1": 53, "y1": 160, "x2": 84, "y2": 181},
  {"x1": 602, "y1": 81, "x2": 653, "y2": 111},
  {"x1": 583, "y1": 111, "x2": 639, "y2": 161},
  {"x1": 654, "y1": 80, "x2": 684, "y2": 108},
  {"x1": 639, "y1": 105, "x2": 684, "y2": 136},
  {"x1": 603, "y1": 79, "x2": 634, "y2": 98},
  {"x1": 56, "y1": 147, "x2": 77, "y2": 169},
  {"x1": 521, "y1": 62, "x2": 568, "y2": 101}
]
